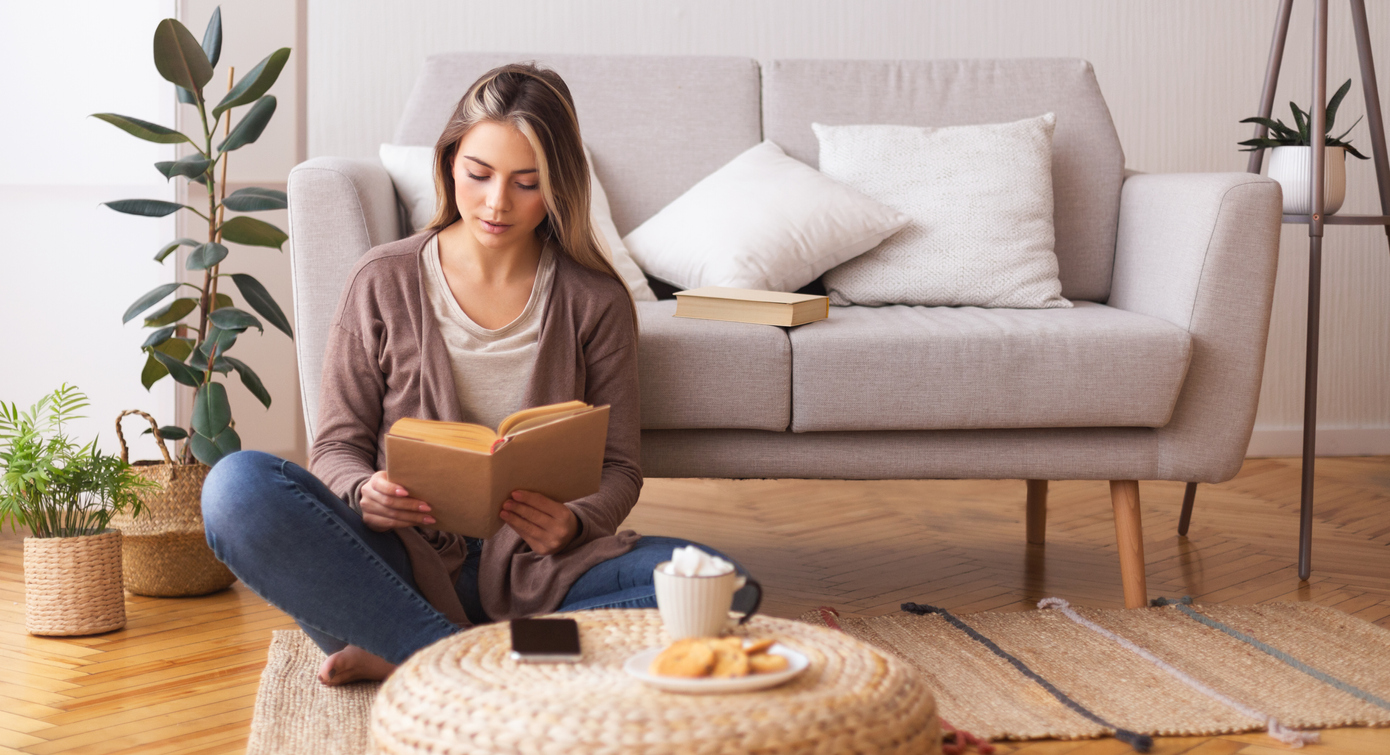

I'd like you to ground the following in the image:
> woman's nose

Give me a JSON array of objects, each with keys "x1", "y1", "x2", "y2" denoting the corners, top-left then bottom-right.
[{"x1": 485, "y1": 181, "x2": 509, "y2": 213}]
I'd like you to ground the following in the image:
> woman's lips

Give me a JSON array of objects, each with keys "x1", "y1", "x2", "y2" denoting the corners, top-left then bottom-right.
[{"x1": 479, "y1": 219, "x2": 511, "y2": 234}]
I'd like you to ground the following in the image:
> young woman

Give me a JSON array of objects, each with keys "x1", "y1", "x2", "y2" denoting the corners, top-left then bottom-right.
[{"x1": 201, "y1": 63, "x2": 751, "y2": 685}]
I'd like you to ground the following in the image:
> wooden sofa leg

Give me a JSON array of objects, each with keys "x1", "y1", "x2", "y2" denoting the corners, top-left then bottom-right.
[
  {"x1": 1177, "y1": 482, "x2": 1198, "y2": 536},
  {"x1": 1109, "y1": 480, "x2": 1148, "y2": 609},
  {"x1": 1026, "y1": 480, "x2": 1048, "y2": 545}
]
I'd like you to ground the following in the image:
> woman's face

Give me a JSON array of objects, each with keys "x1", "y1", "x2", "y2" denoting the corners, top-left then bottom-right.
[{"x1": 450, "y1": 121, "x2": 549, "y2": 252}]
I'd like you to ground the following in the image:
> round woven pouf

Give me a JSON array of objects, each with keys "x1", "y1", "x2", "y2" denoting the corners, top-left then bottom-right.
[
  {"x1": 24, "y1": 530, "x2": 126, "y2": 636},
  {"x1": 371, "y1": 609, "x2": 940, "y2": 755}
]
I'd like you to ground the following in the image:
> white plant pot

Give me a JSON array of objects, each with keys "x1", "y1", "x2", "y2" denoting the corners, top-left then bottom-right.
[{"x1": 1267, "y1": 145, "x2": 1346, "y2": 215}]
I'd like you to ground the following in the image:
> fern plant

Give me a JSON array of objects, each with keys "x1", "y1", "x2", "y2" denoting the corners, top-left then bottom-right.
[
  {"x1": 0, "y1": 386, "x2": 154, "y2": 538},
  {"x1": 1239, "y1": 78, "x2": 1370, "y2": 159},
  {"x1": 94, "y1": 7, "x2": 293, "y2": 466}
]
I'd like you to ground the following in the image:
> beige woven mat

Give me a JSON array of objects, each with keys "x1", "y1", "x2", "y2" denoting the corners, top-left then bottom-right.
[
  {"x1": 247, "y1": 631, "x2": 378, "y2": 755},
  {"x1": 250, "y1": 602, "x2": 1390, "y2": 752},
  {"x1": 800, "y1": 601, "x2": 1390, "y2": 741}
]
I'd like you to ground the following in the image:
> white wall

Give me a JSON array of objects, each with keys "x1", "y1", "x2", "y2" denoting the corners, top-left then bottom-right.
[
  {"x1": 305, "y1": 0, "x2": 1390, "y2": 456},
  {"x1": 0, "y1": 1, "x2": 179, "y2": 464}
]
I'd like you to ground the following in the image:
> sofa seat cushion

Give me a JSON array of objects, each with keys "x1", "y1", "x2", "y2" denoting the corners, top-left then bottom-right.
[
  {"x1": 789, "y1": 302, "x2": 1191, "y2": 432},
  {"x1": 637, "y1": 300, "x2": 791, "y2": 431}
]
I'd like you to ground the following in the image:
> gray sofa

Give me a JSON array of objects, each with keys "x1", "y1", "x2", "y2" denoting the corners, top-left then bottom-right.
[{"x1": 287, "y1": 54, "x2": 1283, "y2": 609}]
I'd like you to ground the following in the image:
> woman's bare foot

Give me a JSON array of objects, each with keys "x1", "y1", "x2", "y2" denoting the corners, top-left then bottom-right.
[{"x1": 318, "y1": 644, "x2": 398, "y2": 686}]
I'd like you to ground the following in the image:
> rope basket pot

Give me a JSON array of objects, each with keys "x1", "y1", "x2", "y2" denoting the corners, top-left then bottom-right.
[
  {"x1": 24, "y1": 529, "x2": 126, "y2": 636},
  {"x1": 110, "y1": 410, "x2": 236, "y2": 597},
  {"x1": 371, "y1": 610, "x2": 941, "y2": 755}
]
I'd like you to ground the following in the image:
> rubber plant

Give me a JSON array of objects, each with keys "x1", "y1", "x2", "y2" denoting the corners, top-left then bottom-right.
[{"x1": 94, "y1": 8, "x2": 293, "y2": 466}]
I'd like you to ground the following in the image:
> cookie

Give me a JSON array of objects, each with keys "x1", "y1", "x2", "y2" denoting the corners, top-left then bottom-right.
[
  {"x1": 650, "y1": 638, "x2": 716, "y2": 677},
  {"x1": 709, "y1": 642, "x2": 750, "y2": 678},
  {"x1": 743, "y1": 638, "x2": 775, "y2": 655},
  {"x1": 749, "y1": 653, "x2": 789, "y2": 674}
]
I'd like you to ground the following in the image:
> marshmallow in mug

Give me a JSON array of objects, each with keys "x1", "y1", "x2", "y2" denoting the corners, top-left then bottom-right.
[{"x1": 662, "y1": 546, "x2": 734, "y2": 577}]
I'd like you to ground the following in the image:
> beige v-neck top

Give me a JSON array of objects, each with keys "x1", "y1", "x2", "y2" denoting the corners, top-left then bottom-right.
[{"x1": 421, "y1": 234, "x2": 557, "y2": 429}]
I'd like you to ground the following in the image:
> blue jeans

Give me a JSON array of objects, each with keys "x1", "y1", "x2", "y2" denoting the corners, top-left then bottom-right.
[{"x1": 201, "y1": 451, "x2": 749, "y2": 664}]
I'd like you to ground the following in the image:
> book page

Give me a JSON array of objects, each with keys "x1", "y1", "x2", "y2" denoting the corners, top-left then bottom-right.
[
  {"x1": 497, "y1": 400, "x2": 590, "y2": 437},
  {"x1": 388, "y1": 417, "x2": 496, "y2": 453}
]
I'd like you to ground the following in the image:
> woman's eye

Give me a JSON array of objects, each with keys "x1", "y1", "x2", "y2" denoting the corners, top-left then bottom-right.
[
  {"x1": 466, "y1": 172, "x2": 488, "y2": 181},
  {"x1": 517, "y1": 182, "x2": 539, "y2": 191}
]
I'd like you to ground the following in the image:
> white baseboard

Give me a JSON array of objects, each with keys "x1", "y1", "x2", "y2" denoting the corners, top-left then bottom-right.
[{"x1": 1247, "y1": 427, "x2": 1390, "y2": 457}]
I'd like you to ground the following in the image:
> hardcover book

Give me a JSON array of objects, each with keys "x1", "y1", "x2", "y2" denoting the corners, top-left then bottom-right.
[{"x1": 674, "y1": 286, "x2": 829, "y2": 326}]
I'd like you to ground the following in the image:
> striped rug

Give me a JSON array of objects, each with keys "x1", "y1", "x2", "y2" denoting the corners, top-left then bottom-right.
[{"x1": 801, "y1": 599, "x2": 1390, "y2": 746}]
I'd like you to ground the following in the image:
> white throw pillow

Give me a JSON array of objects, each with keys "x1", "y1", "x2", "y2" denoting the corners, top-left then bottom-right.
[
  {"x1": 377, "y1": 143, "x2": 656, "y2": 301},
  {"x1": 621, "y1": 140, "x2": 911, "y2": 293},
  {"x1": 815, "y1": 115, "x2": 1071, "y2": 309}
]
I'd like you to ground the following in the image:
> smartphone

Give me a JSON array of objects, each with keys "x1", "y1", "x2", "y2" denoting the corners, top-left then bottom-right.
[{"x1": 509, "y1": 618, "x2": 582, "y2": 663}]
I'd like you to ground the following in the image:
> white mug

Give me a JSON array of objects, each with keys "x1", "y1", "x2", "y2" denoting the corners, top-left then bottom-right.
[{"x1": 652, "y1": 561, "x2": 763, "y2": 639}]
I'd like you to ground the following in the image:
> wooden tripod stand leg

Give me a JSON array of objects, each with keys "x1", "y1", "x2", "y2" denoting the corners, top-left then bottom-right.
[
  {"x1": 1109, "y1": 480, "x2": 1148, "y2": 609},
  {"x1": 1026, "y1": 480, "x2": 1048, "y2": 545},
  {"x1": 1178, "y1": 482, "x2": 1197, "y2": 536}
]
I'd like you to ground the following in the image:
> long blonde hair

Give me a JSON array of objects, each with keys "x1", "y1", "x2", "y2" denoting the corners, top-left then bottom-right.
[{"x1": 426, "y1": 63, "x2": 634, "y2": 322}]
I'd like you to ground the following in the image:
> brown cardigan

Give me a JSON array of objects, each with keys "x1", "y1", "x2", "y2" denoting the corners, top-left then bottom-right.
[{"x1": 308, "y1": 231, "x2": 642, "y2": 627}]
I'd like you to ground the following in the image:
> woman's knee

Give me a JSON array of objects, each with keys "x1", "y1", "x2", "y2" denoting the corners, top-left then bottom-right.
[{"x1": 201, "y1": 450, "x2": 285, "y2": 538}]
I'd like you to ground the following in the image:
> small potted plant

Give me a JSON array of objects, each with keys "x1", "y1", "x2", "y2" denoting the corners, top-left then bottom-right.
[
  {"x1": 92, "y1": 8, "x2": 293, "y2": 596},
  {"x1": 1240, "y1": 79, "x2": 1370, "y2": 215},
  {"x1": 0, "y1": 386, "x2": 155, "y2": 636}
]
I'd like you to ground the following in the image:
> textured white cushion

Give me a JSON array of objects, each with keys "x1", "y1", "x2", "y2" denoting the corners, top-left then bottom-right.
[
  {"x1": 816, "y1": 115, "x2": 1071, "y2": 309},
  {"x1": 622, "y1": 141, "x2": 910, "y2": 292},
  {"x1": 377, "y1": 143, "x2": 656, "y2": 301}
]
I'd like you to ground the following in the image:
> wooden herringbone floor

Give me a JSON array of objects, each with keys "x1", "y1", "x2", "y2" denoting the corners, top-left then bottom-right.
[{"x1": 1, "y1": 455, "x2": 1387, "y2": 753}]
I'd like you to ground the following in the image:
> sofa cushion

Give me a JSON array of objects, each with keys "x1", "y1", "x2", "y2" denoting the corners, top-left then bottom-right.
[
  {"x1": 763, "y1": 58, "x2": 1124, "y2": 303},
  {"x1": 394, "y1": 53, "x2": 762, "y2": 237},
  {"x1": 789, "y1": 302, "x2": 1191, "y2": 432},
  {"x1": 637, "y1": 301, "x2": 791, "y2": 431}
]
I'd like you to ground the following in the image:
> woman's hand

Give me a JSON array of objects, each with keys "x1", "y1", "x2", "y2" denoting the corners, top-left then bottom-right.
[
  {"x1": 359, "y1": 471, "x2": 435, "y2": 532},
  {"x1": 500, "y1": 490, "x2": 579, "y2": 555}
]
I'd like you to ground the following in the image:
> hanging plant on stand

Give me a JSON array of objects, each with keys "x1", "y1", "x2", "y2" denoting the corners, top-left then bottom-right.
[{"x1": 93, "y1": 7, "x2": 293, "y2": 596}]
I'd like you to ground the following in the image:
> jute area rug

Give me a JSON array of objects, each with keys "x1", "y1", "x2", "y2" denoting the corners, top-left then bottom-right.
[{"x1": 248, "y1": 600, "x2": 1390, "y2": 754}]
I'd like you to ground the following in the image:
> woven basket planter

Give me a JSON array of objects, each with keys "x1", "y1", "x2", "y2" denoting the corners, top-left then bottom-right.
[
  {"x1": 110, "y1": 410, "x2": 236, "y2": 597},
  {"x1": 24, "y1": 529, "x2": 126, "y2": 636}
]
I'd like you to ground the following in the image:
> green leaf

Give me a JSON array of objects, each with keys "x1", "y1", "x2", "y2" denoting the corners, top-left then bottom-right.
[
  {"x1": 123, "y1": 282, "x2": 180, "y2": 323},
  {"x1": 91, "y1": 113, "x2": 191, "y2": 145},
  {"x1": 141, "y1": 325, "x2": 176, "y2": 348},
  {"x1": 230, "y1": 273, "x2": 292, "y2": 337},
  {"x1": 155, "y1": 237, "x2": 199, "y2": 263},
  {"x1": 192, "y1": 381, "x2": 231, "y2": 436},
  {"x1": 1332, "y1": 115, "x2": 1364, "y2": 145},
  {"x1": 213, "y1": 292, "x2": 234, "y2": 310},
  {"x1": 1290, "y1": 102, "x2": 1309, "y2": 143},
  {"x1": 150, "y1": 349, "x2": 201, "y2": 387},
  {"x1": 222, "y1": 187, "x2": 287, "y2": 212},
  {"x1": 224, "y1": 356, "x2": 271, "y2": 408},
  {"x1": 186, "y1": 242, "x2": 228, "y2": 270},
  {"x1": 176, "y1": 86, "x2": 198, "y2": 106},
  {"x1": 189, "y1": 432, "x2": 222, "y2": 465},
  {"x1": 212, "y1": 48, "x2": 291, "y2": 117},
  {"x1": 190, "y1": 172, "x2": 208, "y2": 186},
  {"x1": 213, "y1": 426, "x2": 241, "y2": 456},
  {"x1": 1326, "y1": 79, "x2": 1352, "y2": 134},
  {"x1": 153, "y1": 18, "x2": 213, "y2": 93},
  {"x1": 104, "y1": 199, "x2": 188, "y2": 217},
  {"x1": 1343, "y1": 142, "x2": 1371, "y2": 160},
  {"x1": 141, "y1": 425, "x2": 188, "y2": 441},
  {"x1": 201, "y1": 7, "x2": 222, "y2": 68},
  {"x1": 1239, "y1": 116, "x2": 1298, "y2": 141},
  {"x1": 144, "y1": 297, "x2": 198, "y2": 327},
  {"x1": 141, "y1": 353, "x2": 168, "y2": 389},
  {"x1": 219, "y1": 216, "x2": 287, "y2": 249},
  {"x1": 166, "y1": 153, "x2": 213, "y2": 179},
  {"x1": 219, "y1": 96, "x2": 276, "y2": 152},
  {"x1": 200, "y1": 324, "x2": 239, "y2": 359},
  {"x1": 154, "y1": 337, "x2": 193, "y2": 361},
  {"x1": 154, "y1": 161, "x2": 176, "y2": 179},
  {"x1": 208, "y1": 307, "x2": 263, "y2": 333},
  {"x1": 189, "y1": 348, "x2": 232, "y2": 374}
]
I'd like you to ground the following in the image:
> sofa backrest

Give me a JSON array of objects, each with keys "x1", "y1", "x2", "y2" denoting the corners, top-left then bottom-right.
[
  {"x1": 762, "y1": 59, "x2": 1124, "y2": 303},
  {"x1": 394, "y1": 53, "x2": 763, "y2": 236}
]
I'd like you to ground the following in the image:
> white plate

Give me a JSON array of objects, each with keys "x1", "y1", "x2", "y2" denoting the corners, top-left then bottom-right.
[{"x1": 623, "y1": 642, "x2": 808, "y2": 694}]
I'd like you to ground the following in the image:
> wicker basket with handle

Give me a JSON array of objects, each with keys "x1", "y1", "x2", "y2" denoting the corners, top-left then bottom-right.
[{"x1": 110, "y1": 409, "x2": 236, "y2": 596}]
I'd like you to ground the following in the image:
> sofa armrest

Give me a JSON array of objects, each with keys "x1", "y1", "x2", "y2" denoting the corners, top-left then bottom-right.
[
  {"x1": 287, "y1": 157, "x2": 404, "y2": 443},
  {"x1": 1109, "y1": 172, "x2": 1282, "y2": 482}
]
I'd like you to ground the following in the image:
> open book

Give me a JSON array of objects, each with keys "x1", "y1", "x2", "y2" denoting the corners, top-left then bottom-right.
[{"x1": 385, "y1": 401, "x2": 610, "y2": 538}]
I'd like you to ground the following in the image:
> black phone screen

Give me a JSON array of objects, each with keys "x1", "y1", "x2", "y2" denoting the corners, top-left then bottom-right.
[{"x1": 509, "y1": 618, "x2": 581, "y2": 657}]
